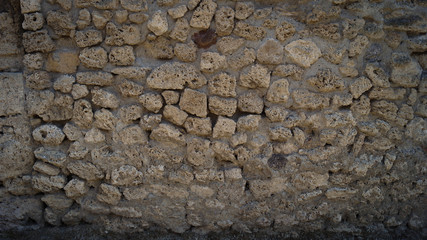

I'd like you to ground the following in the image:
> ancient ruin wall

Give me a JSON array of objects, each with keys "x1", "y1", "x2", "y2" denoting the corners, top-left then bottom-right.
[{"x1": 0, "y1": 0, "x2": 426, "y2": 236}]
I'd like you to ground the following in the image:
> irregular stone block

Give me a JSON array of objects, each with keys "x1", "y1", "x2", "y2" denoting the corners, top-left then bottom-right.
[
  {"x1": 111, "y1": 165, "x2": 143, "y2": 186},
  {"x1": 184, "y1": 117, "x2": 212, "y2": 136},
  {"x1": 266, "y1": 79, "x2": 289, "y2": 103},
  {"x1": 217, "y1": 37, "x2": 245, "y2": 55},
  {"x1": 187, "y1": 137, "x2": 214, "y2": 166},
  {"x1": 200, "y1": 52, "x2": 227, "y2": 73},
  {"x1": 163, "y1": 105, "x2": 188, "y2": 126},
  {"x1": 148, "y1": 10, "x2": 168, "y2": 36},
  {"x1": 349, "y1": 77, "x2": 372, "y2": 99},
  {"x1": 150, "y1": 123, "x2": 186, "y2": 146},
  {"x1": 118, "y1": 125, "x2": 147, "y2": 145},
  {"x1": 190, "y1": 0, "x2": 217, "y2": 29},
  {"x1": 79, "y1": 47, "x2": 108, "y2": 69},
  {"x1": 120, "y1": 0, "x2": 147, "y2": 12},
  {"x1": 390, "y1": 52, "x2": 422, "y2": 87},
  {"x1": 92, "y1": 88, "x2": 119, "y2": 109},
  {"x1": 215, "y1": 6, "x2": 234, "y2": 36},
  {"x1": 0, "y1": 73, "x2": 24, "y2": 116},
  {"x1": 208, "y1": 96, "x2": 237, "y2": 117},
  {"x1": 237, "y1": 91, "x2": 264, "y2": 114},
  {"x1": 147, "y1": 62, "x2": 206, "y2": 89},
  {"x1": 21, "y1": 0, "x2": 41, "y2": 13},
  {"x1": 239, "y1": 64, "x2": 270, "y2": 89},
  {"x1": 97, "y1": 183, "x2": 121, "y2": 205},
  {"x1": 291, "y1": 89, "x2": 330, "y2": 110},
  {"x1": 139, "y1": 92, "x2": 163, "y2": 113},
  {"x1": 284, "y1": 40, "x2": 321, "y2": 68},
  {"x1": 235, "y1": 2, "x2": 254, "y2": 20},
  {"x1": 75, "y1": 30, "x2": 103, "y2": 48},
  {"x1": 105, "y1": 23, "x2": 141, "y2": 46},
  {"x1": 33, "y1": 124, "x2": 65, "y2": 146},
  {"x1": 233, "y1": 22, "x2": 266, "y2": 41},
  {"x1": 67, "y1": 161, "x2": 104, "y2": 181},
  {"x1": 257, "y1": 39, "x2": 283, "y2": 65},
  {"x1": 174, "y1": 42, "x2": 197, "y2": 62},
  {"x1": 22, "y1": 12, "x2": 44, "y2": 31},
  {"x1": 213, "y1": 116, "x2": 236, "y2": 139},
  {"x1": 23, "y1": 30, "x2": 55, "y2": 53},
  {"x1": 46, "y1": 50, "x2": 79, "y2": 74},
  {"x1": 109, "y1": 46, "x2": 135, "y2": 66},
  {"x1": 179, "y1": 89, "x2": 207, "y2": 117},
  {"x1": 64, "y1": 179, "x2": 89, "y2": 198}
]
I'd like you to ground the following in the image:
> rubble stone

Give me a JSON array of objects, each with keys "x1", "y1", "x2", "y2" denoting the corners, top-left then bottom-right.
[
  {"x1": 215, "y1": 6, "x2": 234, "y2": 36},
  {"x1": 79, "y1": 47, "x2": 108, "y2": 69},
  {"x1": 239, "y1": 64, "x2": 270, "y2": 88},
  {"x1": 148, "y1": 11, "x2": 168, "y2": 36},
  {"x1": 235, "y1": 2, "x2": 254, "y2": 20},
  {"x1": 92, "y1": 89, "x2": 119, "y2": 109},
  {"x1": 46, "y1": 50, "x2": 79, "y2": 74},
  {"x1": 234, "y1": 22, "x2": 266, "y2": 41},
  {"x1": 349, "y1": 77, "x2": 372, "y2": 99},
  {"x1": 22, "y1": 13, "x2": 44, "y2": 31},
  {"x1": 200, "y1": 52, "x2": 227, "y2": 73},
  {"x1": 147, "y1": 62, "x2": 206, "y2": 89},
  {"x1": 208, "y1": 96, "x2": 237, "y2": 117},
  {"x1": 266, "y1": 79, "x2": 289, "y2": 103},
  {"x1": 238, "y1": 91, "x2": 264, "y2": 114},
  {"x1": 257, "y1": 39, "x2": 283, "y2": 65},
  {"x1": 109, "y1": 46, "x2": 135, "y2": 66},
  {"x1": 213, "y1": 117, "x2": 236, "y2": 139},
  {"x1": 163, "y1": 105, "x2": 188, "y2": 126},
  {"x1": 139, "y1": 92, "x2": 163, "y2": 113},
  {"x1": 174, "y1": 42, "x2": 197, "y2": 62},
  {"x1": 284, "y1": 40, "x2": 321, "y2": 68},
  {"x1": 170, "y1": 18, "x2": 190, "y2": 42},
  {"x1": 190, "y1": 0, "x2": 217, "y2": 29},
  {"x1": 179, "y1": 89, "x2": 207, "y2": 117},
  {"x1": 33, "y1": 125, "x2": 65, "y2": 146}
]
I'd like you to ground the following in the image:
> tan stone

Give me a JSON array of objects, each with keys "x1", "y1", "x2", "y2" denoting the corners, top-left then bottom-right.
[
  {"x1": 190, "y1": 0, "x2": 217, "y2": 29},
  {"x1": 109, "y1": 46, "x2": 135, "y2": 66},
  {"x1": 208, "y1": 96, "x2": 237, "y2": 117},
  {"x1": 215, "y1": 6, "x2": 234, "y2": 36},
  {"x1": 257, "y1": 39, "x2": 283, "y2": 65},
  {"x1": 46, "y1": 50, "x2": 79, "y2": 74},
  {"x1": 179, "y1": 89, "x2": 207, "y2": 117},
  {"x1": 284, "y1": 40, "x2": 321, "y2": 68},
  {"x1": 79, "y1": 47, "x2": 108, "y2": 69},
  {"x1": 266, "y1": 79, "x2": 289, "y2": 103},
  {"x1": 148, "y1": 11, "x2": 168, "y2": 36},
  {"x1": 239, "y1": 64, "x2": 270, "y2": 88}
]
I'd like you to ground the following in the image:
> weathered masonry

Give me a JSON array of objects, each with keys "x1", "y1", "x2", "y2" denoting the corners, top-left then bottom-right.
[{"x1": 0, "y1": 0, "x2": 426, "y2": 237}]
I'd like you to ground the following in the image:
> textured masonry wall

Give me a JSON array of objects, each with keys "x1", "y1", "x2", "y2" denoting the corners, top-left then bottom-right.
[{"x1": 0, "y1": 0, "x2": 426, "y2": 236}]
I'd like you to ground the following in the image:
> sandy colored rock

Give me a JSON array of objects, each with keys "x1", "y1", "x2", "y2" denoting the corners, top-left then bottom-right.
[
  {"x1": 23, "y1": 53, "x2": 44, "y2": 70},
  {"x1": 109, "y1": 46, "x2": 135, "y2": 66},
  {"x1": 348, "y1": 35, "x2": 369, "y2": 57},
  {"x1": 163, "y1": 105, "x2": 188, "y2": 126},
  {"x1": 213, "y1": 117, "x2": 236, "y2": 139},
  {"x1": 184, "y1": 117, "x2": 212, "y2": 136},
  {"x1": 75, "y1": 30, "x2": 103, "y2": 48},
  {"x1": 147, "y1": 62, "x2": 206, "y2": 89},
  {"x1": 94, "y1": 109, "x2": 117, "y2": 131},
  {"x1": 349, "y1": 77, "x2": 372, "y2": 99},
  {"x1": 140, "y1": 114, "x2": 162, "y2": 131},
  {"x1": 237, "y1": 115, "x2": 261, "y2": 132},
  {"x1": 217, "y1": 37, "x2": 245, "y2": 55},
  {"x1": 276, "y1": 21, "x2": 295, "y2": 42},
  {"x1": 187, "y1": 137, "x2": 214, "y2": 167},
  {"x1": 92, "y1": 88, "x2": 119, "y2": 109},
  {"x1": 67, "y1": 161, "x2": 104, "y2": 181},
  {"x1": 174, "y1": 42, "x2": 197, "y2": 62},
  {"x1": 21, "y1": 0, "x2": 41, "y2": 13},
  {"x1": 33, "y1": 161, "x2": 60, "y2": 176},
  {"x1": 53, "y1": 75, "x2": 75, "y2": 93},
  {"x1": 239, "y1": 64, "x2": 270, "y2": 88},
  {"x1": 190, "y1": 0, "x2": 217, "y2": 29},
  {"x1": 46, "y1": 10, "x2": 76, "y2": 37},
  {"x1": 79, "y1": 47, "x2": 108, "y2": 69},
  {"x1": 227, "y1": 48, "x2": 256, "y2": 70},
  {"x1": 84, "y1": 128, "x2": 105, "y2": 144},
  {"x1": 257, "y1": 39, "x2": 283, "y2": 65},
  {"x1": 71, "y1": 84, "x2": 89, "y2": 100},
  {"x1": 170, "y1": 18, "x2": 190, "y2": 42},
  {"x1": 208, "y1": 96, "x2": 237, "y2": 117},
  {"x1": 168, "y1": 5, "x2": 187, "y2": 19},
  {"x1": 200, "y1": 52, "x2": 227, "y2": 73},
  {"x1": 139, "y1": 92, "x2": 163, "y2": 113},
  {"x1": 215, "y1": 6, "x2": 234, "y2": 36},
  {"x1": 208, "y1": 73, "x2": 237, "y2": 97},
  {"x1": 119, "y1": 104, "x2": 142, "y2": 123},
  {"x1": 266, "y1": 79, "x2": 289, "y2": 103},
  {"x1": 97, "y1": 183, "x2": 121, "y2": 205},
  {"x1": 120, "y1": 0, "x2": 147, "y2": 12},
  {"x1": 25, "y1": 71, "x2": 51, "y2": 90},
  {"x1": 307, "y1": 68, "x2": 344, "y2": 92},
  {"x1": 238, "y1": 91, "x2": 264, "y2": 114},
  {"x1": 105, "y1": 23, "x2": 141, "y2": 46},
  {"x1": 235, "y1": 2, "x2": 254, "y2": 20},
  {"x1": 46, "y1": 50, "x2": 79, "y2": 74},
  {"x1": 118, "y1": 80, "x2": 144, "y2": 97},
  {"x1": 234, "y1": 22, "x2": 266, "y2": 41},
  {"x1": 148, "y1": 11, "x2": 168, "y2": 36},
  {"x1": 291, "y1": 89, "x2": 330, "y2": 110},
  {"x1": 364, "y1": 63, "x2": 390, "y2": 88},
  {"x1": 77, "y1": 9, "x2": 91, "y2": 29},
  {"x1": 285, "y1": 40, "x2": 321, "y2": 68},
  {"x1": 390, "y1": 53, "x2": 422, "y2": 87},
  {"x1": 265, "y1": 106, "x2": 289, "y2": 122},
  {"x1": 32, "y1": 175, "x2": 66, "y2": 193},
  {"x1": 22, "y1": 13, "x2": 44, "y2": 31},
  {"x1": 162, "y1": 91, "x2": 180, "y2": 105},
  {"x1": 33, "y1": 125, "x2": 65, "y2": 146},
  {"x1": 179, "y1": 89, "x2": 207, "y2": 117},
  {"x1": 150, "y1": 123, "x2": 186, "y2": 146}
]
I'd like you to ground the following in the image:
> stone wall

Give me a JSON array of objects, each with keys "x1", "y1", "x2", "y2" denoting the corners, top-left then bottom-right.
[{"x1": 0, "y1": 0, "x2": 426, "y2": 237}]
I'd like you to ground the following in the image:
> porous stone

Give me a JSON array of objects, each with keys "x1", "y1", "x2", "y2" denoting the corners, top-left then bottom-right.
[
  {"x1": 162, "y1": 91, "x2": 180, "y2": 105},
  {"x1": 25, "y1": 71, "x2": 51, "y2": 90},
  {"x1": 140, "y1": 114, "x2": 162, "y2": 131},
  {"x1": 364, "y1": 63, "x2": 390, "y2": 88},
  {"x1": 349, "y1": 77, "x2": 372, "y2": 99},
  {"x1": 97, "y1": 183, "x2": 121, "y2": 205},
  {"x1": 238, "y1": 91, "x2": 264, "y2": 114},
  {"x1": 163, "y1": 105, "x2": 188, "y2": 126},
  {"x1": 227, "y1": 48, "x2": 256, "y2": 70},
  {"x1": 179, "y1": 89, "x2": 207, "y2": 117},
  {"x1": 257, "y1": 39, "x2": 283, "y2": 65},
  {"x1": 284, "y1": 40, "x2": 321, "y2": 68},
  {"x1": 266, "y1": 79, "x2": 290, "y2": 103},
  {"x1": 46, "y1": 10, "x2": 76, "y2": 37},
  {"x1": 265, "y1": 106, "x2": 289, "y2": 122},
  {"x1": 213, "y1": 117, "x2": 236, "y2": 139},
  {"x1": 148, "y1": 11, "x2": 168, "y2": 36},
  {"x1": 64, "y1": 179, "x2": 89, "y2": 199},
  {"x1": 390, "y1": 53, "x2": 422, "y2": 87},
  {"x1": 75, "y1": 30, "x2": 103, "y2": 48},
  {"x1": 54, "y1": 75, "x2": 75, "y2": 93},
  {"x1": 237, "y1": 115, "x2": 261, "y2": 132},
  {"x1": 139, "y1": 92, "x2": 163, "y2": 113},
  {"x1": 105, "y1": 23, "x2": 141, "y2": 46},
  {"x1": 33, "y1": 161, "x2": 60, "y2": 176},
  {"x1": 46, "y1": 50, "x2": 79, "y2": 74},
  {"x1": 34, "y1": 148, "x2": 67, "y2": 168},
  {"x1": 170, "y1": 18, "x2": 190, "y2": 42},
  {"x1": 235, "y1": 2, "x2": 254, "y2": 20},
  {"x1": 22, "y1": 13, "x2": 44, "y2": 31},
  {"x1": 129, "y1": 12, "x2": 148, "y2": 24},
  {"x1": 32, "y1": 175, "x2": 66, "y2": 193},
  {"x1": 79, "y1": 47, "x2": 108, "y2": 69},
  {"x1": 208, "y1": 73, "x2": 237, "y2": 97},
  {"x1": 77, "y1": 9, "x2": 91, "y2": 29},
  {"x1": 114, "y1": 10, "x2": 128, "y2": 23},
  {"x1": 190, "y1": 0, "x2": 217, "y2": 29},
  {"x1": 67, "y1": 161, "x2": 104, "y2": 181},
  {"x1": 41, "y1": 194, "x2": 74, "y2": 210},
  {"x1": 276, "y1": 21, "x2": 296, "y2": 42},
  {"x1": 150, "y1": 123, "x2": 186, "y2": 146},
  {"x1": 200, "y1": 52, "x2": 227, "y2": 73},
  {"x1": 72, "y1": 99, "x2": 93, "y2": 128},
  {"x1": 239, "y1": 64, "x2": 270, "y2": 88},
  {"x1": 234, "y1": 22, "x2": 266, "y2": 41},
  {"x1": 215, "y1": 6, "x2": 234, "y2": 36},
  {"x1": 291, "y1": 89, "x2": 330, "y2": 110},
  {"x1": 71, "y1": 84, "x2": 89, "y2": 100},
  {"x1": 120, "y1": 0, "x2": 147, "y2": 12},
  {"x1": 208, "y1": 96, "x2": 237, "y2": 117},
  {"x1": 168, "y1": 5, "x2": 187, "y2": 19},
  {"x1": 147, "y1": 62, "x2": 206, "y2": 89},
  {"x1": 84, "y1": 128, "x2": 105, "y2": 144},
  {"x1": 0, "y1": 73, "x2": 23, "y2": 116},
  {"x1": 33, "y1": 125, "x2": 65, "y2": 146},
  {"x1": 23, "y1": 53, "x2": 44, "y2": 70},
  {"x1": 92, "y1": 89, "x2": 119, "y2": 109},
  {"x1": 187, "y1": 137, "x2": 214, "y2": 167},
  {"x1": 348, "y1": 35, "x2": 369, "y2": 57},
  {"x1": 118, "y1": 80, "x2": 144, "y2": 97},
  {"x1": 307, "y1": 68, "x2": 344, "y2": 92},
  {"x1": 109, "y1": 46, "x2": 135, "y2": 66},
  {"x1": 119, "y1": 105, "x2": 142, "y2": 123},
  {"x1": 174, "y1": 42, "x2": 197, "y2": 62},
  {"x1": 21, "y1": 0, "x2": 41, "y2": 13},
  {"x1": 92, "y1": 11, "x2": 109, "y2": 29},
  {"x1": 293, "y1": 172, "x2": 329, "y2": 190},
  {"x1": 217, "y1": 37, "x2": 245, "y2": 55},
  {"x1": 184, "y1": 117, "x2": 212, "y2": 136}
]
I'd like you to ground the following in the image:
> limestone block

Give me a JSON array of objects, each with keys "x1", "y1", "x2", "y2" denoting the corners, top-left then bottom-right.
[
  {"x1": 234, "y1": 22, "x2": 266, "y2": 41},
  {"x1": 22, "y1": 13, "x2": 44, "y2": 31},
  {"x1": 184, "y1": 117, "x2": 212, "y2": 136},
  {"x1": 67, "y1": 161, "x2": 104, "y2": 181},
  {"x1": 208, "y1": 96, "x2": 237, "y2": 117},
  {"x1": 217, "y1": 37, "x2": 245, "y2": 55},
  {"x1": 348, "y1": 35, "x2": 369, "y2": 57},
  {"x1": 97, "y1": 184, "x2": 121, "y2": 205},
  {"x1": 34, "y1": 147, "x2": 67, "y2": 168},
  {"x1": 109, "y1": 46, "x2": 135, "y2": 66},
  {"x1": 77, "y1": 9, "x2": 91, "y2": 29},
  {"x1": 237, "y1": 115, "x2": 261, "y2": 132},
  {"x1": 235, "y1": 2, "x2": 254, "y2": 20},
  {"x1": 0, "y1": 73, "x2": 25, "y2": 116},
  {"x1": 119, "y1": 105, "x2": 142, "y2": 123},
  {"x1": 143, "y1": 36, "x2": 174, "y2": 60},
  {"x1": 92, "y1": 88, "x2": 119, "y2": 109},
  {"x1": 208, "y1": 73, "x2": 237, "y2": 98},
  {"x1": 179, "y1": 89, "x2": 207, "y2": 117},
  {"x1": 120, "y1": 0, "x2": 147, "y2": 12},
  {"x1": 79, "y1": 47, "x2": 108, "y2": 69},
  {"x1": 291, "y1": 89, "x2": 330, "y2": 110},
  {"x1": 349, "y1": 77, "x2": 372, "y2": 99},
  {"x1": 84, "y1": 128, "x2": 105, "y2": 144},
  {"x1": 147, "y1": 62, "x2": 206, "y2": 89},
  {"x1": 25, "y1": 71, "x2": 51, "y2": 90},
  {"x1": 75, "y1": 30, "x2": 103, "y2": 48},
  {"x1": 93, "y1": 0, "x2": 118, "y2": 9},
  {"x1": 163, "y1": 105, "x2": 188, "y2": 126},
  {"x1": 23, "y1": 53, "x2": 44, "y2": 70},
  {"x1": 94, "y1": 109, "x2": 117, "y2": 131},
  {"x1": 72, "y1": 99, "x2": 93, "y2": 128},
  {"x1": 266, "y1": 79, "x2": 289, "y2": 103},
  {"x1": 114, "y1": 10, "x2": 128, "y2": 23},
  {"x1": 292, "y1": 172, "x2": 329, "y2": 190},
  {"x1": 187, "y1": 137, "x2": 214, "y2": 166},
  {"x1": 118, "y1": 125, "x2": 147, "y2": 145},
  {"x1": 23, "y1": 30, "x2": 55, "y2": 53},
  {"x1": 191, "y1": 185, "x2": 214, "y2": 198},
  {"x1": 275, "y1": 21, "x2": 295, "y2": 42},
  {"x1": 257, "y1": 39, "x2": 283, "y2": 65},
  {"x1": 170, "y1": 18, "x2": 190, "y2": 42},
  {"x1": 150, "y1": 123, "x2": 186, "y2": 146},
  {"x1": 21, "y1": 0, "x2": 41, "y2": 13},
  {"x1": 162, "y1": 91, "x2": 180, "y2": 105},
  {"x1": 105, "y1": 23, "x2": 141, "y2": 46},
  {"x1": 269, "y1": 125, "x2": 292, "y2": 142},
  {"x1": 46, "y1": 50, "x2": 79, "y2": 74},
  {"x1": 71, "y1": 84, "x2": 89, "y2": 100},
  {"x1": 390, "y1": 53, "x2": 422, "y2": 87},
  {"x1": 148, "y1": 11, "x2": 168, "y2": 36},
  {"x1": 249, "y1": 177, "x2": 287, "y2": 199},
  {"x1": 325, "y1": 188, "x2": 357, "y2": 200},
  {"x1": 307, "y1": 68, "x2": 344, "y2": 92},
  {"x1": 371, "y1": 100, "x2": 398, "y2": 121},
  {"x1": 239, "y1": 64, "x2": 270, "y2": 89},
  {"x1": 200, "y1": 52, "x2": 227, "y2": 73},
  {"x1": 228, "y1": 48, "x2": 256, "y2": 70},
  {"x1": 33, "y1": 161, "x2": 60, "y2": 176},
  {"x1": 238, "y1": 91, "x2": 264, "y2": 114},
  {"x1": 213, "y1": 117, "x2": 236, "y2": 139},
  {"x1": 215, "y1": 6, "x2": 234, "y2": 36},
  {"x1": 139, "y1": 92, "x2": 163, "y2": 113},
  {"x1": 54, "y1": 75, "x2": 75, "y2": 93},
  {"x1": 68, "y1": 141, "x2": 89, "y2": 159},
  {"x1": 174, "y1": 42, "x2": 197, "y2": 62},
  {"x1": 46, "y1": 10, "x2": 76, "y2": 37},
  {"x1": 140, "y1": 114, "x2": 162, "y2": 131},
  {"x1": 212, "y1": 140, "x2": 235, "y2": 162},
  {"x1": 364, "y1": 63, "x2": 390, "y2": 88},
  {"x1": 111, "y1": 165, "x2": 143, "y2": 186},
  {"x1": 343, "y1": 18, "x2": 365, "y2": 39},
  {"x1": 129, "y1": 12, "x2": 148, "y2": 24},
  {"x1": 190, "y1": 0, "x2": 217, "y2": 29},
  {"x1": 284, "y1": 40, "x2": 321, "y2": 68},
  {"x1": 92, "y1": 11, "x2": 109, "y2": 29},
  {"x1": 168, "y1": 5, "x2": 187, "y2": 19},
  {"x1": 41, "y1": 193, "x2": 74, "y2": 210},
  {"x1": 33, "y1": 124, "x2": 65, "y2": 146},
  {"x1": 64, "y1": 179, "x2": 89, "y2": 198},
  {"x1": 224, "y1": 168, "x2": 242, "y2": 180},
  {"x1": 265, "y1": 106, "x2": 289, "y2": 122},
  {"x1": 32, "y1": 175, "x2": 66, "y2": 192}
]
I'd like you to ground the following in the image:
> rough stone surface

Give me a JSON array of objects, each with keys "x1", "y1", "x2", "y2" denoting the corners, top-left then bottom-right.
[{"x1": 284, "y1": 40, "x2": 321, "y2": 68}]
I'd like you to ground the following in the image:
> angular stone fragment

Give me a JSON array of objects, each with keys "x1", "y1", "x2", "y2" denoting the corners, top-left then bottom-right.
[
  {"x1": 41, "y1": 193, "x2": 74, "y2": 210},
  {"x1": 179, "y1": 89, "x2": 207, "y2": 117},
  {"x1": 105, "y1": 23, "x2": 141, "y2": 46},
  {"x1": 34, "y1": 147, "x2": 67, "y2": 167},
  {"x1": 120, "y1": 0, "x2": 147, "y2": 12},
  {"x1": 284, "y1": 40, "x2": 321, "y2": 68},
  {"x1": 190, "y1": 0, "x2": 217, "y2": 29},
  {"x1": 234, "y1": 22, "x2": 266, "y2": 41},
  {"x1": 235, "y1": 2, "x2": 254, "y2": 20},
  {"x1": 111, "y1": 165, "x2": 143, "y2": 186},
  {"x1": 293, "y1": 172, "x2": 328, "y2": 190},
  {"x1": 266, "y1": 79, "x2": 289, "y2": 103},
  {"x1": 384, "y1": 13, "x2": 427, "y2": 33},
  {"x1": 213, "y1": 117, "x2": 236, "y2": 139},
  {"x1": 22, "y1": 13, "x2": 44, "y2": 31},
  {"x1": 265, "y1": 106, "x2": 289, "y2": 122},
  {"x1": 0, "y1": 73, "x2": 24, "y2": 116},
  {"x1": 237, "y1": 115, "x2": 261, "y2": 132},
  {"x1": 46, "y1": 50, "x2": 79, "y2": 74},
  {"x1": 46, "y1": 10, "x2": 76, "y2": 37},
  {"x1": 32, "y1": 175, "x2": 66, "y2": 192},
  {"x1": 200, "y1": 52, "x2": 227, "y2": 73},
  {"x1": 150, "y1": 123, "x2": 186, "y2": 146},
  {"x1": 364, "y1": 63, "x2": 390, "y2": 88},
  {"x1": 77, "y1": 9, "x2": 91, "y2": 29},
  {"x1": 239, "y1": 64, "x2": 270, "y2": 88},
  {"x1": 257, "y1": 39, "x2": 283, "y2": 65},
  {"x1": 174, "y1": 42, "x2": 197, "y2": 62},
  {"x1": 53, "y1": 75, "x2": 75, "y2": 93},
  {"x1": 163, "y1": 105, "x2": 188, "y2": 126},
  {"x1": 21, "y1": 0, "x2": 41, "y2": 13},
  {"x1": 170, "y1": 18, "x2": 190, "y2": 42},
  {"x1": 139, "y1": 114, "x2": 162, "y2": 131},
  {"x1": 184, "y1": 117, "x2": 212, "y2": 136},
  {"x1": 118, "y1": 80, "x2": 144, "y2": 97},
  {"x1": 269, "y1": 125, "x2": 292, "y2": 142},
  {"x1": 97, "y1": 183, "x2": 121, "y2": 205},
  {"x1": 33, "y1": 161, "x2": 60, "y2": 176},
  {"x1": 307, "y1": 68, "x2": 344, "y2": 92},
  {"x1": 390, "y1": 53, "x2": 422, "y2": 87},
  {"x1": 139, "y1": 92, "x2": 163, "y2": 113},
  {"x1": 109, "y1": 46, "x2": 135, "y2": 66},
  {"x1": 118, "y1": 125, "x2": 147, "y2": 145},
  {"x1": 208, "y1": 96, "x2": 237, "y2": 117},
  {"x1": 168, "y1": 5, "x2": 187, "y2": 19},
  {"x1": 23, "y1": 30, "x2": 55, "y2": 53},
  {"x1": 79, "y1": 47, "x2": 108, "y2": 69},
  {"x1": 75, "y1": 30, "x2": 103, "y2": 48},
  {"x1": 147, "y1": 62, "x2": 206, "y2": 90},
  {"x1": 276, "y1": 21, "x2": 295, "y2": 42},
  {"x1": 292, "y1": 90, "x2": 330, "y2": 110},
  {"x1": 72, "y1": 99, "x2": 93, "y2": 128},
  {"x1": 92, "y1": 89, "x2": 119, "y2": 109},
  {"x1": 25, "y1": 71, "x2": 51, "y2": 90},
  {"x1": 217, "y1": 37, "x2": 245, "y2": 55},
  {"x1": 407, "y1": 34, "x2": 427, "y2": 52},
  {"x1": 84, "y1": 128, "x2": 105, "y2": 144},
  {"x1": 148, "y1": 11, "x2": 168, "y2": 36},
  {"x1": 249, "y1": 177, "x2": 287, "y2": 199},
  {"x1": 208, "y1": 73, "x2": 237, "y2": 98},
  {"x1": 23, "y1": 53, "x2": 44, "y2": 70},
  {"x1": 68, "y1": 141, "x2": 89, "y2": 159},
  {"x1": 215, "y1": 6, "x2": 234, "y2": 36},
  {"x1": 33, "y1": 125, "x2": 65, "y2": 146},
  {"x1": 348, "y1": 35, "x2": 369, "y2": 57},
  {"x1": 343, "y1": 18, "x2": 365, "y2": 39},
  {"x1": 93, "y1": 0, "x2": 118, "y2": 9},
  {"x1": 162, "y1": 91, "x2": 180, "y2": 105},
  {"x1": 187, "y1": 137, "x2": 214, "y2": 167},
  {"x1": 92, "y1": 11, "x2": 109, "y2": 29},
  {"x1": 64, "y1": 179, "x2": 88, "y2": 199},
  {"x1": 119, "y1": 105, "x2": 142, "y2": 123},
  {"x1": 227, "y1": 48, "x2": 256, "y2": 70},
  {"x1": 349, "y1": 77, "x2": 372, "y2": 99},
  {"x1": 371, "y1": 100, "x2": 398, "y2": 121},
  {"x1": 238, "y1": 91, "x2": 264, "y2": 114},
  {"x1": 71, "y1": 84, "x2": 89, "y2": 100},
  {"x1": 67, "y1": 161, "x2": 104, "y2": 181}
]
